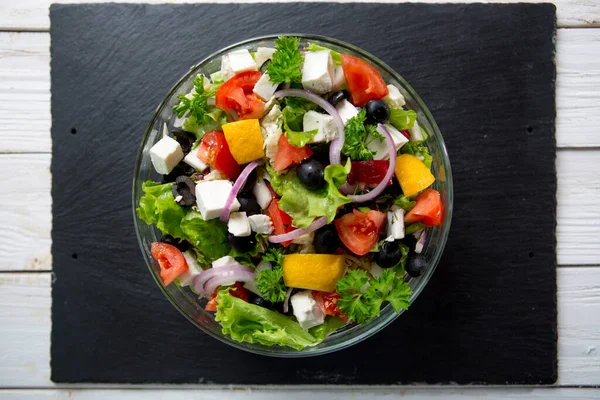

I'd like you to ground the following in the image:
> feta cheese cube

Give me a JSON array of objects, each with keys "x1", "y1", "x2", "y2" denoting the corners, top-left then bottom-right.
[
  {"x1": 254, "y1": 47, "x2": 276, "y2": 69},
  {"x1": 387, "y1": 205, "x2": 405, "y2": 240},
  {"x1": 409, "y1": 120, "x2": 425, "y2": 141},
  {"x1": 383, "y1": 84, "x2": 406, "y2": 108},
  {"x1": 149, "y1": 136, "x2": 184, "y2": 175},
  {"x1": 253, "y1": 73, "x2": 279, "y2": 101},
  {"x1": 301, "y1": 50, "x2": 335, "y2": 94},
  {"x1": 221, "y1": 49, "x2": 257, "y2": 81},
  {"x1": 332, "y1": 66, "x2": 347, "y2": 91},
  {"x1": 183, "y1": 151, "x2": 208, "y2": 172},
  {"x1": 212, "y1": 255, "x2": 237, "y2": 286},
  {"x1": 335, "y1": 99, "x2": 359, "y2": 124},
  {"x1": 178, "y1": 251, "x2": 205, "y2": 287},
  {"x1": 228, "y1": 212, "x2": 252, "y2": 237},
  {"x1": 203, "y1": 169, "x2": 227, "y2": 181},
  {"x1": 303, "y1": 110, "x2": 338, "y2": 143},
  {"x1": 195, "y1": 180, "x2": 241, "y2": 220},
  {"x1": 367, "y1": 123, "x2": 409, "y2": 159},
  {"x1": 248, "y1": 214, "x2": 274, "y2": 234},
  {"x1": 290, "y1": 290, "x2": 325, "y2": 330},
  {"x1": 252, "y1": 179, "x2": 273, "y2": 209},
  {"x1": 261, "y1": 105, "x2": 283, "y2": 161}
]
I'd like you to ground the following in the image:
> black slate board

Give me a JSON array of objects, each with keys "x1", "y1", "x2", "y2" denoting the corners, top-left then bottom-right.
[{"x1": 50, "y1": 3, "x2": 557, "y2": 384}]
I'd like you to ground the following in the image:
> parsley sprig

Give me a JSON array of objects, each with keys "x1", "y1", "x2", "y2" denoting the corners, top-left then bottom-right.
[
  {"x1": 341, "y1": 109, "x2": 383, "y2": 161},
  {"x1": 335, "y1": 269, "x2": 411, "y2": 324},
  {"x1": 255, "y1": 247, "x2": 288, "y2": 303},
  {"x1": 173, "y1": 75, "x2": 215, "y2": 121},
  {"x1": 266, "y1": 36, "x2": 304, "y2": 85}
]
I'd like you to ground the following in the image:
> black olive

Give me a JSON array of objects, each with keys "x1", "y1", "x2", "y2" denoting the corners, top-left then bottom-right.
[
  {"x1": 380, "y1": 178, "x2": 403, "y2": 198},
  {"x1": 374, "y1": 241, "x2": 402, "y2": 268},
  {"x1": 227, "y1": 232, "x2": 256, "y2": 253},
  {"x1": 172, "y1": 175, "x2": 196, "y2": 206},
  {"x1": 309, "y1": 142, "x2": 331, "y2": 166},
  {"x1": 237, "y1": 191, "x2": 261, "y2": 216},
  {"x1": 401, "y1": 234, "x2": 418, "y2": 250},
  {"x1": 406, "y1": 254, "x2": 427, "y2": 277},
  {"x1": 329, "y1": 90, "x2": 350, "y2": 106},
  {"x1": 162, "y1": 235, "x2": 191, "y2": 252},
  {"x1": 172, "y1": 128, "x2": 196, "y2": 155},
  {"x1": 338, "y1": 203, "x2": 358, "y2": 216},
  {"x1": 365, "y1": 99, "x2": 390, "y2": 124},
  {"x1": 259, "y1": 59, "x2": 272, "y2": 74},
  {"x1": 297, "y1": 158, "x2": 326, "y2": 190},
  {"x1": 161, "y1": 163, "x2": 194, "y2": 183},
  {"x1": 249, "y1": 293, "x2": 274, "y2": 308},
  {"x1": 314, "y1": 224, "x2": 341, "y2": 254}
]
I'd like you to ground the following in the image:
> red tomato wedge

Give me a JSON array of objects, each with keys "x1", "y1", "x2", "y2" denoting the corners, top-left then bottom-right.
[
  {"x1": 312, "y1": 291, "x2": 349, "y2": 323},
  {"x1": 205, "y1": 282, "x2": 249, "y2": 312},
  {"x1": 215, "y1": 71, "x2": 264, "y2": 120},
  {"x1": 150, "y1": 242, "x2": 189, "y2": 286},
  {"x1": 273, "y1": 134, "x2": 313, "y2": 172},
  {"x1": 340, "y1": 54, "x2": 389, "y2": 107},
  {"x1": 334, "y1": 209, "x2": 387, "y2": 256},
  {"x1": 267, "y1": 199, "x2": 295, "y2": 247},
  {"x1": 347, "y1": 160, "x2": 391, "y2": 185},
  {"x1": 197, "y1": 131, "x2": 240, "y2": 179},
  {"x1": 404, "y1": 189, "x2": 442, "y2": 226}
]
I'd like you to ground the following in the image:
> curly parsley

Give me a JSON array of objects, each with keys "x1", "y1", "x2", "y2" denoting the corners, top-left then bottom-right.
[
  {"x1": 266, "y1": 36, "x2": 304, "y2": 85},
  {"x1": 341, "y1": 109, "x2": 382, "y2": 161},
  {"x1": 173, "y1": 74, "x2": 214, "y2": 120},
  {"x1": 255, "y1": 247, "x2": 287, "y2": 303}
]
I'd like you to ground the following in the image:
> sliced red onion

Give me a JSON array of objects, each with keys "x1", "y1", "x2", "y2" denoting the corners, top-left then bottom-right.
[
  {"x1": 274, "y1": 89, "x2": 345, "y2": 165},
  {"x1": 267, "y1": 216, "x2": 328, "y2": 243},
  {"x1": 192, "y1": 264, "x2": 252, "y2": 296},
  {"x1": 204, "y1": 270, "x2": 256, "y2": 297},
  {"x1": 415, "y1": 230, "x2": 427, "y2": 254},
  {"x1": 220, "y1": 160, "x2": 261, "y2": 222},
  {"x1": 339, "y1": 182, "x2": 356, "y2": 195},
  {"x1": 348, "y1": 124, "x2": 396, "y2": 203},
  {"x1": 282, "y1": 287, "x2": 293, "y2": 313}
]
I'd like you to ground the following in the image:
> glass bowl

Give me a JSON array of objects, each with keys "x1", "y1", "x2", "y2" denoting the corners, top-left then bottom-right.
[{"x1": 132, "y1": 34, "x2": 453, "y2": 357}]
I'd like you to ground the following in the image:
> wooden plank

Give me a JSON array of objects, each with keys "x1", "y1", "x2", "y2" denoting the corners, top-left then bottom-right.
[
  {"x1": 1, "y1": 0, "x2": 600, "y2": 31},
  {"x1": 0, "y1": 269, "x2": 599, "y2": 388},
  {"x1": 556, "y1": 29, "x2": 600, "y2": 148},
  {"x1": 0, "y1": 154, "x2": 51, "y2": 271}
]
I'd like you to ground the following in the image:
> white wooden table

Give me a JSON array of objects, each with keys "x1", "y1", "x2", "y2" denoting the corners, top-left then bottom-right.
[{"x1": 0, "y1": 1, "x2": 599, "y2": 398}]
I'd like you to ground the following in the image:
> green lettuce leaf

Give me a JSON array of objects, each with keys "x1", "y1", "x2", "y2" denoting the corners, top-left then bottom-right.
[
  {"x1": 180, "y1": 211, "x2": 231, "y2": 264},
  {"x1": 305, "y1": 43, "x2": 342, "y2": 65},
  {"x1": 268, "y1": 161, "x2": 352, "y2": 229},
  {"x1": 393, "y1": 194, "x2": 416, "y2": 212},
  {"x1": 215, "y1": 290, "x2": 321, "y2": 350},
  {"x1": 401, "y1": 141, "x2": 432, "y2": 169},
  {"x1": 388, "y1": 109, "x2": 417, "y2": 130},
  {"x1": 136, "y1": 181, "x2": 186, "y2": 239},
  {"x1": 182, "y1": 108, "x2": 228, "y2": 139},
  {"x1": 308, "y1": 316, "x2": 346, "y2": 342}
]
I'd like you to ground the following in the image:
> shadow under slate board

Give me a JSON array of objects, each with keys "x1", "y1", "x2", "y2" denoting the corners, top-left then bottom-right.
[{"x1": 50, "y1": 3, "x2": 557, "y2": 384}]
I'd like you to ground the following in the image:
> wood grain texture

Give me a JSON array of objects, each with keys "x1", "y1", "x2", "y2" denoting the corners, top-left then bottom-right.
[
  {"x1": 0, "y1": 0, "x2": 599, "y2": 31},
  {"x1": 0, "y1": 154, "x2": 51, "y2": 271}
]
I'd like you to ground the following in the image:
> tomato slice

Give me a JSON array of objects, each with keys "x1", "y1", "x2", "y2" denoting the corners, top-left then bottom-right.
[
  {"x1": 205, "y1": 282, "x2": 249, "y2": 312},
  {"x1": 273, "y1": 134, "x2": 313, "y2": 172},
  {"x1": 334, "y1": 209, "x2": 387, "y2": 256},
  {"x1": 312, "y1": 290, "x2": 349, "y2": 323},
  {"x1": 197, "y1": 131, "x2": 240, "y2": 179},
  {"x1": 150, "y1": 242, "x2": 189, "y2": 286},
  {"x1": 340, "y1": 54, "x2": 389, "y2": 107},
  {"x1": 215, "y1": 71, "x2": 265, "y2": 120},
  {"x1": 347, "y1": 160, "x2": 391, "y2": 185},
  {"x1": 267, "y1": 199, "x2": 295, "y2": 247},
  {"x1": 404, "y1": 189, "x2": 442, "y2": 226},
  {"x1": 401, "y1": 130, "x2": 411, "y2": 139}
]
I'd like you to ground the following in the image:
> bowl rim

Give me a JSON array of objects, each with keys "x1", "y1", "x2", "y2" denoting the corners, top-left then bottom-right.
[{"x1": 132, "y1": 33, "x2": 453, "y2": 357}]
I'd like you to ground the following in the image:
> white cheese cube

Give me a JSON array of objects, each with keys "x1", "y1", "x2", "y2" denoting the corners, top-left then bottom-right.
[
  {"x1": 178, "y1": 251, "x2": 205, "y2": 287},
  {"x1": 387, "y1": 205, "x2": 405, "y2": 240},
  {"x1": 370, "y1": 262, "x2": 384, "y2": 278},
  {"x1": 303, "y1": 110, "x2": 338, "y2": 143},
  {"x1": 252, "y1": 179, "x2": 273, "y2": 209},
  {"x1": 253, "y1": 73, "x2": 279, "y2": 101},
  {"x1": 212, "y1": 255, "x2": 237, "y2": 286},
  {"x1": 409, "y1": 120, "x2": 425, "y2": 142},
  {"x1": 383, "y1": 84, "x2": 406, "y2": 108},
  {"x1": 203, "y1": 169, "x2": 227, "y2": 181},
  {"x1": 335, "y1": 99, "x2": 359, "y2": 124},
  {"x1": 367, "y1": 123, "x2": 409, "y2": 160},
  {"x1": 261, "y1": 105, "x2": 283, "y2": 161},
  {"x1": 332, "y1": 66, "x2": 347, "y2": 91},
  {"x1": 183, "y1": 151, "x2": 208, "y2": 172},
  {"x1": 221, "y1": 49, "x2": 257, "y2": 81},
  {"x1": 195, "y1": 180, "x2": 241, "y2": 220},
  {"x1": 248, "y1": 214, "x2": 274, "y2": 235},
  {"x1": 301, "y1": 50, "x2": 335, "y2": 94},
  {"x1": 149, "y1": 136, "x2": 184, "y2": 175},
  {"x1": 290, "y1": 290, "x2": 325, "y2": 330},
  {"x1": 254, "y1": 47, "x2": 276, "y2": 69},
  {"x1": 228, "y1": 211, "x2": 252, "y2": 237},
  {"x1": 386, "y1": 123, "x2": 410, "y2": 149}
]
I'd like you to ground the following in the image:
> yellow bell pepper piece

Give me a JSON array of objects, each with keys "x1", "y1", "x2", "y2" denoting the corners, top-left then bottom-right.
[
  {"x1": 283, "y1": 254, "x2": 346, "y2": 292},
  {"x1": 395, "y1": 153, "x2": 435, "y2": 197},
  {"x1": 222, "y1": 119, "x2": 265, "y2": 164}
]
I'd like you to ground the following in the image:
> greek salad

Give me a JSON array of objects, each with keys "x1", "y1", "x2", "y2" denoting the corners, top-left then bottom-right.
[{"x1": 137, "y1": 36, "x2": 443, "y2": 350}]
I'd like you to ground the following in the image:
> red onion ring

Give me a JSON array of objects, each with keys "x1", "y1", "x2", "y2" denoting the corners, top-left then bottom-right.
[
  {"x1": 220, "y1": 160, "x2": 261, "y2": 222},
  {"x1": 282, "y1": 287, "x2": 293, "y2": 313},
  {"x1": 339, "y1": 182, "x2": 356, "y2": 195},
  {"x1": 274, "y1": 89, "x2": 345, "y2": 165},
  {"x1": 348, "y1": 124, "x2": 396, "y2": 203},
  {"x1": 415, "y1": 230, "x2": 427, "y2": 254},
  {"x1": 203, "y1": 270, "x2": 256, "y2": 297},
  {"x1": 267, "y1": 216, "x2": 328, "y2": 243},
  {"x1": 192, "y1": 264, "x2": 252, "y2": 296}
]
